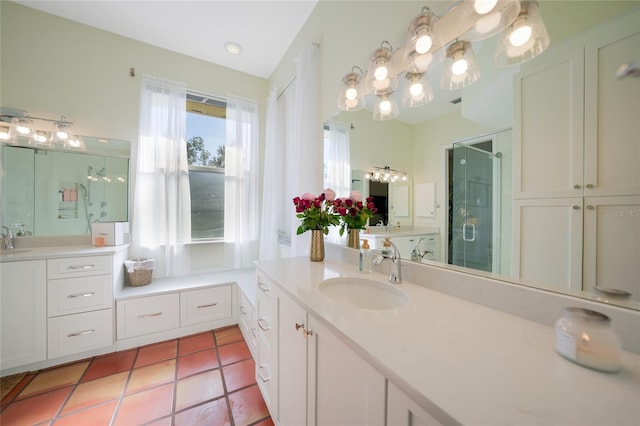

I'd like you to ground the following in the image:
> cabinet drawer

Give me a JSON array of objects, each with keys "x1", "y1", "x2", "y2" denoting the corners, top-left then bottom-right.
[
  {"x1": 48, "y1": 255, "x2": 112, "y2": 279},
  {"x1": 48, "y1": 275, "x2": 113, "y2": 317},
  {"x1": 239, "y1": 291, "x2": 257, "y2": 358},
  {"x1": 256, "y1": 289, "x2": 277, "y2": 352},
  {"x1": 116, "y1": 293, "x2": 179, "y2": 339},
  {"x1": 180, "y1": 285, "x2": 232, "y2": 326},
  {"x1": 48, "y1": 309, "x2": 113, "y2": 358}
]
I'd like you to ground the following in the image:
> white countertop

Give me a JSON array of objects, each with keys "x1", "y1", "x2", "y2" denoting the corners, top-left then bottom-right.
[
  {"x1": 255, "y1": 257, "x2": 640, "y2": 426},
  {"x1": 0, "y1": 244, "x2": 128, "y2": 262}
]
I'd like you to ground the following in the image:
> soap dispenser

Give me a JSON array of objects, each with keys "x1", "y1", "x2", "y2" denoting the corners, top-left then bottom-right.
[{"x1": 359, "y1": 239, "x2": 371, "y2": 273}]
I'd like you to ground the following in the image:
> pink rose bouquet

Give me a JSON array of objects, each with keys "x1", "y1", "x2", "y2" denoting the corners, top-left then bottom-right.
[{"x1": 292, "y1": 189, "x2": 340, "y2": 235}]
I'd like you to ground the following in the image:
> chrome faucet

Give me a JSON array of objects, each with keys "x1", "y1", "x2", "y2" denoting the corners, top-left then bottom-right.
[
  {"x1": 1, "y1": 226, "x2": 15, "y2": 250},
  {"x1": 410, "y1": 237, "x2": 434, "y2": 262},
  {"x1": 373, "y1": 240, "x2": 402, "y2": 284}
]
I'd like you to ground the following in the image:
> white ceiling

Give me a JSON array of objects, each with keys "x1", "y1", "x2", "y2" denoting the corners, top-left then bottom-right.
[{"x1": 13, "y1": 0, "x2": 319, "y2": 79}]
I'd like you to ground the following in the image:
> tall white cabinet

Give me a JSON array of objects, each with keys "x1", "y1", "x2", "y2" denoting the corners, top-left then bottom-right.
[{"x1": 513, "y1": 10, "x2": 640, "y2": 299}]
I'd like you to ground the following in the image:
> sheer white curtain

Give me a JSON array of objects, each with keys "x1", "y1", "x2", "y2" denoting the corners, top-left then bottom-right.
[
  {"x1": 225, "y1": 94, "x2": 259, "y2": 268},
  {"x1": 259, "y1": 88, "x2": 282, "y2": 260},
  {"x1": 290, "y1": 44, "x2": 321, "y2": 256},
  {"x1": 324, "y1": 120, "x2": 351, "y2": 244},
  {"x1": 131, "y1": 75, "x2": 190, "y2": 277}
]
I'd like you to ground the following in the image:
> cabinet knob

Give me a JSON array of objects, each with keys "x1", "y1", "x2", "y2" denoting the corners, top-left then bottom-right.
[
  {"x1": 295, "y1": 322, "x2": 304, "y2": 332},
  {"x1": 573, "y1": 205, "x2": 581, "y2": 210},
  {"x1": 303, "y1": 328, "x2": 314, "y2": 337},
  {"x1": 586, "y1": 184, "x2": 594, "y2": 189},
  {"x1": 574, "y1": 184, "x2": 582, "y2": 189},
  {"x1": 586, "y1": 205, "x2": 595, "y2": 210}
]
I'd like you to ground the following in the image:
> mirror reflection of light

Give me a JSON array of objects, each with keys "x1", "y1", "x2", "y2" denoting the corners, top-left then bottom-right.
[
  {"x1": 345, "y1": 87, "x2": 358, "y2": 100},
  {"x1": 16, "y1": 124, "x2": 31, "y2": 135},
  {"x1": 413, "y1": 52, "x2": 433, "y2": 71},
  {"x1": 372, "y1": 78, "x2": 391, "y2": 91},
  {"x1": 33, "y1": 131, "x2": 48, "y2": 143},
  {"x1": 379, "y1": 99, "x2": 392, "y2": 113},
  {"x1": 410, "y1": 82, "x2": 423, "y2": 96},
  {"x1": 374, "y1": 64, "x2": 389, "y2": 81},
  {"x1": 0, "y1": 125, "x2": 10, "y2": 140}
]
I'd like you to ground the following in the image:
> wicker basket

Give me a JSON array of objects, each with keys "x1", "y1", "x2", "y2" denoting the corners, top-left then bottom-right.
[{"x1": 124, "y1": 258, "x2": 155, "y2": 287}]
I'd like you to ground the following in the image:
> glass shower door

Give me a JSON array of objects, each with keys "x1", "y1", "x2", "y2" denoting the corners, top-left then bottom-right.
[{"x1": 450, "y1": 142, "x2": 497, "y2": 272}]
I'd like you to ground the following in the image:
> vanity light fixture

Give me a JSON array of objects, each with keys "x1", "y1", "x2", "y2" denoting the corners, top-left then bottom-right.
[
  {"x1": 336, "y1": 0, "x2": 549, "y2": 119},
  {"x1": 365, "y1": 165, "x2": 408, "y2": 183},
  {"x1": 337, "y1": 66, "x2": 366, "y2": 112},
  {"x1": 402, "y1": 72, "x2": 433, "y2": 107},
  {"x1": 373, "y1": 93, "x2": 399, "y2": 121},
  {"x1": 0, "y1": 109, "x2": 84, "y2": 150},
  {"x1": 441, "y1": 40, "x2": 481, "y2": 90},
  {"x1": 495, "y1": 1, "x2": 549, "y2": 66}
]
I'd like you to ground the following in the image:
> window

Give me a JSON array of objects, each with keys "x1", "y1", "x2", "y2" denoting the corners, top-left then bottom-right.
[{"x1": 186, "y1": 94, "x2": 226, "y2": 240}]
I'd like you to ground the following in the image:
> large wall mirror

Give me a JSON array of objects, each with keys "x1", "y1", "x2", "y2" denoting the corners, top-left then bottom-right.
[
  {"x1": 329, "y1": 2, "x2": 639, "y2": 311},
  {"x1": 1, "y1": 137, "x2": 129, "y2": 236}
]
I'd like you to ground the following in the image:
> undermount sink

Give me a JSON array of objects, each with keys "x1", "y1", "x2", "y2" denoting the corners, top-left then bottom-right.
[
  {"x1": 0, "y1": 249, "x2": 31, "y2": 256},
  {"x1": 319, "y1": 277, "x2": 408, "y2": 310}
]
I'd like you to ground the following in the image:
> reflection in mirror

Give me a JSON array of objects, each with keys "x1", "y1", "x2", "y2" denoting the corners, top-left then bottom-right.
[
  {"x1": 332, "y1": 3, "x2": 640, "y2": 311},
  {"x1": 1, "y1": 139, "x2": 129, "y2": 236}
]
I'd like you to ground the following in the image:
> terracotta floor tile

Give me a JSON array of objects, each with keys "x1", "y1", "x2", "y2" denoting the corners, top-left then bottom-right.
[
  {"x1": 18, "y1": 362, "x2": 89, "y2": 399},
  {"x1": 177, "y1": 348, "x2": 219, "y2": 380},
  {"x1": 113, "y1": 383, "x2": 174, "y2": 425},
  {"x1": 253, "y1": 417, "x2": 276, "y2": 426},
  {"x1": 60, "y1": 371, "x2": 128, "y2": 415},
  {"x1": 1, "y1": 387, "x2": 72, "y2": 425},
  {"x1": 1, "y1": 373, "x2": 35, "y2": 407},
  {"x1": 218, "y1": 340, "x2": 252, "y2": 366},
  {"x1": 229, "y1": 384, "x2": 270, "y2": 426},
  {"x1": 126, "y1": 359, "x2": 176, "y2": 395},
  {"x1": 81, "y1": 349, "x2": 137, "y2": 382},
  {"x1": 223, "y1": 358, "x2": 256, "y2": 392},
  {"x1": 54, "y1": 400, "x2": 118, "y2": 426},
  {"x1": 174, "y1": 397, "x2": 230, "y2": 426},
  {"x1": 215, "y1": 325, "x2": 244, "y2": 346},
  {"x1": 146, "y1": 415, "x2": 173, "y2": 426},
  {"x1": 178, "y1": 331, "x2": 215, "y2": 356},
  {"x1": 175, "y1": 369, "x2": 225, "y2": 412},
  {"x1": 135, "y1": 340, "x2": 177, "y2": 368}
]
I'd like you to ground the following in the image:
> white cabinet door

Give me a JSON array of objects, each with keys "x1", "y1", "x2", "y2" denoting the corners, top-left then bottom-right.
[
  {"x1": 583, "y1": 196, "x2": 640, "y2": 300},
  {"x1": 277, "y1": 290, "x2": 308, "y2": 426},
  {"x1": 513, "y1": 42, "x2": 584, "y2": 199},
  {"x1": 308, "y1": 314, "x2": 386, "y2": 426},
  {"x1": 584, "y1": 10, "x2": 640, "y2": 197},
  {"x1": 255, "y1": 275, "x2": 278, "y2": 419},
  {"x1": 0, "y1": 260, "x2": 47, "y2": 371},
  {"x1": 390, "y1": 180, "x2": 412, "y2": 226},
  {"x1": 387, "y1": 382, "x2": 443, "y2": 426},
  {"x1": 512, "y1": 198, "x2": 584, "y2": 291},
  {"x1": 238, "y1": 290, "x2": 257, "y2": 360}
]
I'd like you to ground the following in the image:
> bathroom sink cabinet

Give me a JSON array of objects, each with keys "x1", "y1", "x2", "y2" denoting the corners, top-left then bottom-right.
[
  {"x1": 256, "y1": 270, "x2": 386, "y2": 426},
  {"x1": 0, "y1": 260, "x2": 47, "y2": 370}
]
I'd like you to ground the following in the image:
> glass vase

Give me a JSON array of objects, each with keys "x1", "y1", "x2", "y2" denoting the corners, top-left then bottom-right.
[
  {"x1": 347, "y1": 228, "x2": 360, "y2": 249},
  {"x1": 310, "y1": 230, "x2": 325, "y2": 262}
]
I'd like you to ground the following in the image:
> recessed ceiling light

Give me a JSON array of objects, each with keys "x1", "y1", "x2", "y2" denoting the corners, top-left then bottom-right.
[{"x1": 224, "y1": 41, "x2": 243, "y2": 55}]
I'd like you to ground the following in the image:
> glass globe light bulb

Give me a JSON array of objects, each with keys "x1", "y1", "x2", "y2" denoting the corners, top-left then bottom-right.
[
  {"x1": 452, "y1": 58, "x2": 469, "y2": 75},
  {"x1": 345, "y1": 87, "x2": 358, "y2": 100},
  {"x1": 509, "y1": 24, "x2": 533, "y2": 47},
  {"x1": 410, "y1": 82, "x2": 423, "y2": 96},
  {"x1": 374, "y1": 64, "x2": 389, "y2": 81},
  {"x1": 415, "y1": 33, "x2": 433, "y2": 55},
  {"x1": 380, "y1": 99, "x2": 391, "y2": 112},
  {"x1": 474, "y1": 0, "x2": 498, "y2": 14}
]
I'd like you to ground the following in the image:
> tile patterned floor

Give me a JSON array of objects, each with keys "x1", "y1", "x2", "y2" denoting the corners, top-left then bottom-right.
[{"x1": 0, "y1": 325, "x2": 273, "y2": 426}]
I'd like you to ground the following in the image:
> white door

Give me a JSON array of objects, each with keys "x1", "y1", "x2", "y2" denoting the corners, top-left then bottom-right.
[
  {"x1": 584, "y1": 10, "x2": 640, "y2": 197},
  {"x1": 0, "y1": 260, "x2": 47, "y2": 371},
  {"x1": 583, "y1": 196, "x2": 640, "y2": 301},
  {"x1": 308, "y1": 315, "x2": 385, "y2": 426},
  {"x1": 512, "y1": 198, "x2": 584, "y2": 291},
  {"x1": 278, "y1": 291, "x2": 308, "y2": 426}
]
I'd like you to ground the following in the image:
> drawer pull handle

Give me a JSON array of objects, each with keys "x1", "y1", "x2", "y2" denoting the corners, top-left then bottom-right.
[
  {"x1": 68, "y1": 292, "x2": 95, "y2": 298},
  {"x1": 257, "y1": 317, "x2": 270, "y2": 331},
  {"x1": 67, "y1": 264, "x2": 95, "y2": 270},
  {"x1": 197, "y1": 302, "x2": 218, "y2": 309},
  {"x1": 68, "y1": 329, "x2": 95, "y2": 337},
  {"x1": 240, "y1": 305, "x2": 248, "y2": 315},
  {"x1": 258, "y1": 365, "x2": 271, "y2": 382},
  {"x1": 258, "y1": 282, "x2": 270, "y2": 292},
  {"x1": 138, "y1": 312, "x2": 163, "y2": 319}
]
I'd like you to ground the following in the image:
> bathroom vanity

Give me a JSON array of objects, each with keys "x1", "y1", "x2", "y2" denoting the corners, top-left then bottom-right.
[{"x1": 253, "y1": 255, "x2": 640, "y2": 425}]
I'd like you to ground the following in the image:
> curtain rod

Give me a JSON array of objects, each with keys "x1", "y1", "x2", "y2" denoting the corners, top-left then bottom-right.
[{"x1": 276, "y1": 76, "x2": 296, "y2": 100}]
